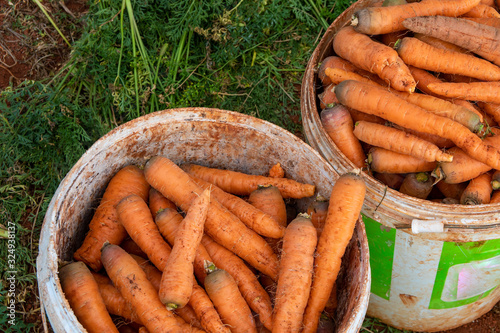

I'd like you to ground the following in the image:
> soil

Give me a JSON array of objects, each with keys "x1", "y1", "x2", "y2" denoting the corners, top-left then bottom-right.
[{"x1": 2, "y1": 1, "x2": 499, "y2": 332}]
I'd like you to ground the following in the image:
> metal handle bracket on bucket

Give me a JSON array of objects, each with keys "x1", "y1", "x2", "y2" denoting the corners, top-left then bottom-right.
[{"x1": 411, "y1": 219, "x2": 445, "y2": 233}]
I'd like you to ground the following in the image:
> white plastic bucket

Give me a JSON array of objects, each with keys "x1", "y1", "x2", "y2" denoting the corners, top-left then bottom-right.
[
  {"x1": 36, "y1": 108, "x2": 371, "y2": 332},
  {"x1": 300, "y1": 1, "x2": 500, "y2": 331}
]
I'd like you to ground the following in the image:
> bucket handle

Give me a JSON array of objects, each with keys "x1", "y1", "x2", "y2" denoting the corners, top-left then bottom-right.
[{"x1": 411, "y1": 219, "x2": 444, "y2": 234}]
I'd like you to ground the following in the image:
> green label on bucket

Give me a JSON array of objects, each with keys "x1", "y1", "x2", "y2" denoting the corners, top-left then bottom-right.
[
  {"x1": 363, "y1": 214, "x2": 396, "y2": 300},
  {"x1": 429, "y1": 238, "x2": 500, "y2": 309}
]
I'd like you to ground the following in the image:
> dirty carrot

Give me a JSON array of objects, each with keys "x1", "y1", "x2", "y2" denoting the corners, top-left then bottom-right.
[
  {"x1": 73, "y1": 165, "x2": 150, "y2": 271},
  {"x1": 201, "y1": 235, "x2": 274, "y2": 331},
  {"x1": 490, "y1": 190, "x2": 500, "y2": 203},
  {"x1": 354, "y1": 120, "x2": 453, "y2": 162},
  {"x1": 334, "y1": 80, "x2": 500, "y2": 170},
  {"x1": 268, "y1": 162, "x2": 285, "y2": 178},
  {"x1": 402, "y1": 15, "x2": 500, "y2": 65},
  {"x1": 368, "y1": 147, "x2": 437, "y2": 174},
  {"x1": 101, "y1": 244, "x2": 199, "y2": 333},
  {"x1": 149, "y1": 188, "x2": 177, "y2": 220},
  {"x1": 460, "y1": 172, "x2": 493, "y2": 204},
  {"x1": 302, "y1": 173, "x2": 366, "y2": 333},
  {"x1": 324, "y1": 67, "x2": 384, "y2": 87},
  {"x1": 204, "y1": 267, "x2": 258, "y2": 333},
  {"x1": 306, "y1": 195, "x2": 329, "y2": 235},
  {"x1": 159, "y1": 189, "x2": 210, "y2": 310},
  {"x1": 333, "y1": 26, "x2": 416, "y2": 92},
  {"x1": 373, "y1": 172, "x2": 405, "y2": 190},
  {"x1": 462, "y1": 3, "x2": 500, "y2": 17},
  {"x1": 478, "y1": 102, "x2": 500, "y2": 124},
  {"x1": 435, "y1": 180, "x2": 468, "y2": 200},
  {"x1": 59, "y1": 262, "x2": 119, "y2": 333},
  {"x1": 491, "y1": 170, "x2": 500, "y2": 190},
  {"x1": 395, "y1": 36, "x2": 500, "y2": 81},
  {"x1": 352, "y1": 0, "x2": 481, "y2": 35},
  {"x1": 154, "y1": 207, "x2": 212, "y2": 284},
  {"x1": 427, "y1": 81, "x2": 500, "y2": 104},
  {"x1": 144, "y1": 156, "x2": 279, "y2": 280},
  {"x1": 272, "y1": 215, "x2": 317, "y2": 333},
  {"x1": 116, "y1": 194, "x2": 172, "y2": 271},
  {"x1": 462, "y1": 16, "x2": 500, "y2": 28},
  {"x1": 413, "y1": 33, "x2": 468, "y2": 53},
  {"x1": 321, "y1": 105, "x2": 367, "y2": 168},
  {"x1": 180, "y1": 162, "x2": 315, "y2": 199},
  {"x1": 399, "y1": 172, "x2": 434, "y2": 199},
  {"x1": 247, "y1": 184, "x2": 288, "y2": 227},
  {"x1": 191, "y1": 176, "x2": 285, "y2": 238},
  {"x1": 318, "y1": 56, "x2": 360, "y2": 86},
  {"x1": 318, "y1": 83, "x2": 339, "y2": 109},
  {"x1": 120, "y1": 237, "x2": 148, "y2": 259},
  {"x1": 347, "y1": 106, "x2": 386, "y2": 125}
]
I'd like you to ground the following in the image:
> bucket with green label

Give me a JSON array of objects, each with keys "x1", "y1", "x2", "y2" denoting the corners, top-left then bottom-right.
[{"x1": 300, "y1": 0, "x2": 500, "y2": 331}]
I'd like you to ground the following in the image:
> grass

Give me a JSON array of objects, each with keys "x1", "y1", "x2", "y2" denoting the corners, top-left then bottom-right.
[{"x1": 0, "y1": 0, "x2": 412, "y2": 331}]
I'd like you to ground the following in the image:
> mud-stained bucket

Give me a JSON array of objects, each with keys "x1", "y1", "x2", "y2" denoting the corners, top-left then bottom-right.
[
  {"x1": 300, "y1": 0, "x2": 500, "y2": 331},
  {"x1": 36, "y1": 108, "x2": 370, "y2": 332}
]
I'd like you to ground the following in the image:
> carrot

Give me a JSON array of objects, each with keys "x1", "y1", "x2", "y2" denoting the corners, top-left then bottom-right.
[
  {"x1": 268, "y1": 162, "x2": 285, "y2": 178},
  {"x1": 351, "y1": 0, "x2": 481, "y2": 35},
  {"x1": 73, "y1": 165, "x2": 150, "y2": 271},
  {"x1": 462, "y1": 3, "x2": 500, "y2": 17},
  {"x1": 368, "y1": 147, "x2": 437, "y2": 174},
  {"x1": 432, "y1": 129, "x2": 500, "y2": 183},
  {"x1": 200, "y1": 235, "x2": 274, "y2": 331},
  {"x1": 413, "y1": 33, "x2": 469, "y2": 53},
  {"x1": 247, "y1": 184, "x2": 288, "y2": 227},
  {"x1": 321, "y1": 105, "x2": 367, "y2": 168},
  {"x1": 120, "y1": 237, "x2": 148, "y2": 259},
  {"x1": 353, "y1": 121, "x2": 453, "y2": 162},
  {"x1": 490, "y1": 190, "x2": 500, "y2": 203},
  {"x1": 154, "y1": 207, "x2": 212, "y2": 284},
  {"x1": 149, "y1": 188, "x2": 176, "y2": 220},
  {"x1": 159, "y1": 189, "x2": 210, "y2": 310},
  {"x1": 272, "y1": 214, "x2": 317, "y2": 333},
  {"x1": 395, "y1": 37, "x2": 500, "y2": 81},
  {"x1": 180, "y1": 162, "x2": 315, "y2": 200},
  {"x1": 306, "y1": 195, "x2": 329, "y2": 235},
  {"x1": 478, "y1": 102, "x2": 500, "y2": 124},
  {"x1": 130, "y1": 255, "x2": 204, "y2": 330},
  {"x1": 347, "y1": 106, "x2": 386, "y2": 125},
  {"x1": 491, "y1": 170, "x2": 500, "y2": 190},
  {"x1": 318, "y1": 84, "x2": 339, "y2": 109},
  {"x1": 205, "y1": 267, "x2": 257, "y2": 333},
  {"x1": 59, "y1": 262, "x2": 119, "y2": 333},
  {"x1": 435, "y1": 181, "x2": 468, "y2": 200},
  {"x1": 318, "y1": 56, "x2": 360, "y2": 86},
  {"x1": 332, "y1": 26, "x2": 416, "y2": 93},
  {"x1": 399, "y1": 172, "x2": 434, "y2": 199},
  {"x1": 191, "y1": 176, "x2": 285, "y2": 238},
  {"x1": 402, "y1": 15, "x2": 500, "y2": 66},
  {"x1": 101, "y1": 244, "x2": 199, "y2": 333},
  {"x1": 334, "y1": 80, "x2": 500, "y2": 170},
  {"x1": 460, "y1": 172, "x2": 493, "y2": 204},
  {"x1": 116, "y1": 194, "x2": 172, "y2": 271},
  {"x1": 373, "y1": 172, "x2": 405, "y2": 190},
  {"x1": 462, "y1": 16, "x2": 500, "y2": 28},
  {"x1": 427, "y1": 81, "x2": 500, "y2": 104},
  {"x1": 324, "y1": 67, "x2": 384, "y2": 87},
  {"x1": 302, "y1": 173, "x2": 366, "y2": 333},
  {"x1": 144, "y1": 156, "x2": 280, "y2": 280},
  {"x1": 91, "y1": 271, "x2": 143, "y2": 325}
]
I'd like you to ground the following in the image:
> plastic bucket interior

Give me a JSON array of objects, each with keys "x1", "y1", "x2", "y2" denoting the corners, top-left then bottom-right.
[
  {"x1": 300, "y1": 0, "x2": 500, "y2": 331},
  {"x1": 36, "y1": 107, "x2": 371, "y2": 332}
]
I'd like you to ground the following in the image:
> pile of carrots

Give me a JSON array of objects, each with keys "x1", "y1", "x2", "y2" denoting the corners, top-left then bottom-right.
[
  {"x1": 317, "y1": 0, "x2": 500, "y2": 205},
  {"x1": 60, "y1": 156, "x2": 366, "y2": 333}
]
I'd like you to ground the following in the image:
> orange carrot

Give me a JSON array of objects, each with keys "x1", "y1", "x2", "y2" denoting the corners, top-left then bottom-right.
[
  {"x1": 353, "y1": 120, "x2": 453, "y2": 162},
  {"x1": 204, "y1": 268, "x2": 258, "y2": 333},
  {"x1": 491, "y1": 170, "x2": 500, "y2": 190},
  {"x1": 91, "y1": 271, "x2": 143, "y2": 325},
  {"x1": 460, "y1": 172, "x2": 493, "y2": 204},
  {"x1": 413, "y1": 33, "x2": 469, "y2": 53},
  {"x1": 324, "y1": 67, "x2": 384, "y2": 87},
  {"x1": 59, "y1": 262, "x2": 119, "y2": 333},
  {"x1": 318, "y1": 56, "x2": 360, "y2": 86},
  {"x1": 180, "y1": 162, "x2": 315, "y2": 200},
  {"x1": 149, "y1": 188, "x2": 176, "y2": 220},
  {"x1": 462, "y1": 3, "x2": 500, "y2": 17},
  {"x1": 318, "y1": 84, "x2": 338, "y2": 109},
  {"x1": 302, "y1": 173, "x2": 366, "y2": 333},
  {"x1": 116, "y1": 194, "x2": 172, "y2": 271},
  {"x1": 191, "y1": 176, "x2": 285, "y2": 239},
  {"x1": 333, "y1": 26, "x2": 416, "y2": 93},
  {"x1": 154, "y1": 207, "x2": 212, "y2": 284},
  {"x1": 120, "y1": 237, "x2": 148, "y2": 259},
  {"x1": 101, "y1": 244, "x2": 199, "y2": 333},
  {"x1": 462, "y1": 16, "x2": 500, "y2": 28},
  {"x1": 351, "y1": 0, "x2": 481, "y2": 34},
  {"x1": 373, "y1": 172, "x2": 405, "y2": 190},
  {"x1": 427, "y1": 81, "x2": 500, "y2": 104},
  {"x1": 402, "y1": 15, "x2": 500, "y2": 65},
  {"x1": 396, "y1": 37, "x2": 500, "y2": 81},
  {"x1": 334, "y1": 80, "x2": 500, "y2": 170},
  {"x1": 321, "y1": 105, "x2": 367, "y2": 168},
  {"x1": 347, "y1": 106, "x2": 386, "y2": 125},
  {"x1": 435, "y1": 181, "x2": 468, "y2": 200},
  {"x1": 144, "y1": 156, "x2": 279, "y2": 280},
  {"x1": 247, "y1": 184, "x2": 288, "y2": 228},
  {"x1": 201, "y1": 235, "x2": 274, "y2": 331},
  {"x1": 490, "y1": 190, "x2": 500, "y2": 203},
  {"x1": 268, "y1": 162, "x2": 285, "y2": 178},
  {"x1": 159, "y1": 189, "x2": 210, "y2": 310},
  {"x1": 272, "y1": 215, "x2": 317, "y2": 333},
  {"x1": 306, "y1": 196, "x2": 329, "y2": 235},
  {"x1": 399, "y1": 172, "x2": 434, "y2": 199},
  {"x1": 368, "y1": 147, "x2": 437, "y2": 174},
  {"x1": 73, "y1": 165, "x2": 150, "y2": 271},
  {"x1": 478, "y1": 102, "x2": 500, "y2": 124}
]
